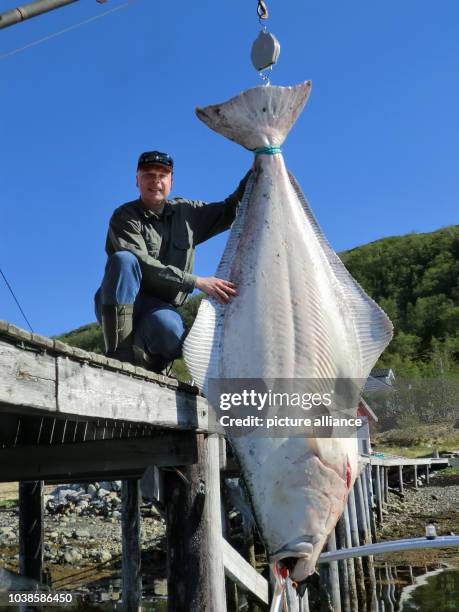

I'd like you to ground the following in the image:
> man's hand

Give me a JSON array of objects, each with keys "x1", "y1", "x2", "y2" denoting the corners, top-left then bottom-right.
[{"x1": 195, "y1": 276, "x2": 237, "y2": 305}]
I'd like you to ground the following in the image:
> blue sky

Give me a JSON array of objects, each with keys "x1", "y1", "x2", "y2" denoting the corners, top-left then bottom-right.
[{"x1": 0, "y1": 0, "x2": 457, "y2": 336}]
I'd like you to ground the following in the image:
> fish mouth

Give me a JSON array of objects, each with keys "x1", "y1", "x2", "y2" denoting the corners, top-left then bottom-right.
[{"x1": 270, "y1": 540, "x2": 316, "y2": 582}]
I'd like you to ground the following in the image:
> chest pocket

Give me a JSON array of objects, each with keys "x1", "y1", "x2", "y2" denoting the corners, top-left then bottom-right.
[{"x1": 143, "y1": 228, "x2": 161, "y2": 258}]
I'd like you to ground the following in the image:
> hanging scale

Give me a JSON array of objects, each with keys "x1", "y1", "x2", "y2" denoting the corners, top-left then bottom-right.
[{"x1": 251, "y1": 1, "x2": 281, "y2": 85}]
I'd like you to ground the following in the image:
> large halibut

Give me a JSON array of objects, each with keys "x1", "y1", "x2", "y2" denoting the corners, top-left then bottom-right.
[{"x1": 183, "y1": 82, "x2": 393, "y2": 581}]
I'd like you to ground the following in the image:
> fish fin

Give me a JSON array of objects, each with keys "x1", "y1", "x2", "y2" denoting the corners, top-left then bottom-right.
[
  {"x1": 195, "y1": 81, "x2": 312, "y2": 151},
  {"x1": 183, "y1": 175, "x2": 256, "y2": 392},
  {"x1": 288, "y1": 171, "x2": 394, "y2": 379}
]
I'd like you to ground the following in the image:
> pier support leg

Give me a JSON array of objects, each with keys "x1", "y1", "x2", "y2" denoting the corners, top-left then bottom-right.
[
  {"x1": 19, "y1": 480, "x2": 44, "y2": 584},
  {"x1": 398, "y1": 465, "x2": 404, "y2": 494},
  {"x1": 347, "y1": 489, "x2": 366, "y2": 610},
  {"x1": 122, "y1": 478, "x2": 142, "y2": 612},
  {"x1": 341, "y1": 507, "x2": 358, "y2": 612},
  {"x1": 383, "y1": 468, "x2": 389, "y2": 503},
  {"x1": 374, "y1": 466, "x2": 383, "y2": 523},
  {"x1": 166, "y1": 433, "x2": 226, "y2": 612},
  {"x1": 365, "y1": 465, "x2": 377, "y2": 543},
  {"x1": 328, "y1": 530, "x2": 341, "y2": 611},
  {"x1": 413, "y1": 464, "x2": 418, "y2": 489},
  {"x1": 335, "y1": 516, "x2": 351, "y2": 612},
  {"x1": 355, "y1": 476, "x2": 370, "y2": 545}
]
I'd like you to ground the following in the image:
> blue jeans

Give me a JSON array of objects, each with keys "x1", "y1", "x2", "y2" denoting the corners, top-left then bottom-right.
[{"x1": 94, "y1": 251, "x2": 186, "y2": 365}]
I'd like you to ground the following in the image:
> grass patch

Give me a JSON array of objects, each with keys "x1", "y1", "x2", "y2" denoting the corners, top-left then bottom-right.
[
  {"x1": 373, "y1": 423, "x2": 459, "y2": 457},
  {"x1": 436, "y1": 466, "x2": 459, "y2": 478},
  {"x1": 0, "y1": 499, "x2": 17, "y2": 509}
]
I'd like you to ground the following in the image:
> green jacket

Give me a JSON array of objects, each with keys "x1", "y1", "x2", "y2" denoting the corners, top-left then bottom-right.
[{"x1": 105, "y1": 173, "x2": 250, "y2": 307}]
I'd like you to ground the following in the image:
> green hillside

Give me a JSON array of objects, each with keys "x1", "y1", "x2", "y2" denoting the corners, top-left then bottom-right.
[{"x1": 57, "y1": 225, "x2": 459, "y2": 380}]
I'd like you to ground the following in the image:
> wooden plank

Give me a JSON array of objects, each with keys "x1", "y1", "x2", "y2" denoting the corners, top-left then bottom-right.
[
  {"x1": 221, "y1": 538, "x2": 269, "y2": 605},
  {"x1": 122, "y1": 479, "x2": 142, "y2": 612},
  {"x1": 19, "y1": 481, "x2": 44, "y2": 583},
  {"x1": 0, "y1": 434, "x2": 198, "y2": 482},
  {"x1": 56, "y1": 357, "x2": 211, "y2": 431},
  {"x1": 0, "y1": 340, "x2": 55, "y2": 411}
]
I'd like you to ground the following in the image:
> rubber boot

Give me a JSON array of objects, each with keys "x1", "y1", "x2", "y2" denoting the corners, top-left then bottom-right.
[{"x1": 101, "y1": 304, "x2": 134, "y2": 363}]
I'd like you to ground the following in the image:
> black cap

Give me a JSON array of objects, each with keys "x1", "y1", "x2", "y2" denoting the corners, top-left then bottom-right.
[{"x1": 137, "y1": 151, "x2": 174, "y2": 170}]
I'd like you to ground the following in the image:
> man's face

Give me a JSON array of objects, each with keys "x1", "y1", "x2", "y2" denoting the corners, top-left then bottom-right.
[{"x1": 136, "y1": 164, "x2": 173, "y2": 210}]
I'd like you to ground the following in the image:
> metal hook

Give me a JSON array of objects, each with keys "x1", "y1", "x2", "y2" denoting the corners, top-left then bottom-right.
[
  {"x1": 257, "y1": 0, "x2": 269, "y2": 21},
  {"x1": 259, "y1": 65, "x2": 273, "y2": 86}
]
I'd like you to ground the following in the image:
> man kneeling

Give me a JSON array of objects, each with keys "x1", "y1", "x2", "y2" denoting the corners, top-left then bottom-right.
[{"x1": 95, "y1": 151, "x2": 250, "y2": 374}]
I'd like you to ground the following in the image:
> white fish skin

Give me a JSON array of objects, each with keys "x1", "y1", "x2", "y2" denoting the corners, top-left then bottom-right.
[{"x1": 184, "y1": 82, "x2": 393, "y2": 581}]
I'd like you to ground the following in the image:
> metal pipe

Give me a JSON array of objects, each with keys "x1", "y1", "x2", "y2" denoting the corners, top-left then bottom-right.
[
  {"x1": 0, "y1": 0, "x2": 79, "y2": 30},
  {"x1": 318, "y1": 535, "x2": 459, "y2": 563}
]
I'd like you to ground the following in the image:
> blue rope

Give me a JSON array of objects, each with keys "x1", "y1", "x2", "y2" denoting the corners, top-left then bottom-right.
[{"x1": 254, "y1": 146, "x2": 282, "y2": 155}]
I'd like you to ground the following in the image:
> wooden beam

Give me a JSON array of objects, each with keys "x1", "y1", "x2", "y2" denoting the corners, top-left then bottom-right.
[
  {"x1": 0, "y1": 342, "x2": 55, "y2": 411},
  {"x1": 0, "y1": 433, "x2": 198, "y2": 482},
  {"x1": 19, "y1": 481, "x2": 44, "y2": 584},
  {"x1": 221, "y1": 538, "x2": 269, "y2": 606},
  {"x1": 0, "y1": 338, "x2": 214, "y2": 432},
  {"x1": 166, "y1": 434, "x2": 226, "y2": 612},
  {"x1": 122, "y1": 479, "x2": 142, "y2": 612}
]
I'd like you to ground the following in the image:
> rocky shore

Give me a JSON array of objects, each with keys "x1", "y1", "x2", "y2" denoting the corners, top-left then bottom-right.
[
  {"x1": 376, "y1": 469, "x2": 459, "y2": 567},
  {"x1": 0, "y1": 470, "x2": 458, "y2": 601},
  {"x1": 0, "y1": 482, "x2": 167, "y2": 602}
]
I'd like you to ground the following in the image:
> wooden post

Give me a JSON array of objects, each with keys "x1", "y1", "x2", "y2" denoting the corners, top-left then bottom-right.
[
  {"x1": 360, "y1": 472, "x2": 372, "y2": 544},
  {"x1": 166, "y1": 433, "x2": 226, "y2": 612},
  {"x1": 342, "y1": 507, "x2": 358, "y2": 612},
  {"x1": 379, "y1": 467, "x2": 385, "y2": 507},
  {"x1": 335, "y1": 514, "x2": 351, "y2": 612},
  {"x1": 413, "y1": 464, "x2": 418, "y2": 489},
  {"x1": 122, "y1": 478, "x2": 142, "y2": 612},
  {"x1": 221, "y1": 481, "x2": 239, "y2": 612},
  {"x1": 383, "y1": 468, "x2": 389, "y2": 504},
  {"x1": 19, "y1": 480, "x2": 44, "y2": 583},
  {"x1": 319, "y1": 562, "x2": 336, "y2": 612},
  {"x1": 347, "y1": 489, "x2": 366, "y2": 611},
  {"x1": 354, "y1": 476, "x2": 369, "y2": 546},
  {"x1": 365, "y1": 465, "x2": 377, "y2": 543},
  {"x1": 425, "y1": 464, "x2": 430, "y2": 485},
  {"x1": 328, "y1": 530, "x2": 342, "y2": 611},
  {"x1": 398, "y1": 465, "x2": 404, "y2": 494},
  {"x1": 374, "y1": 465, "x2": 383, "y2": 523}
]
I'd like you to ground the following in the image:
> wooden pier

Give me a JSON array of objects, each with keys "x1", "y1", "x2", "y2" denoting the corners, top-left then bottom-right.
[
  {"x1": 0, "y1": 321, "x2": 452, "y2": 611},
  {"x1": 0, "y1": 321, "x2": 269, "y2": 611}
]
